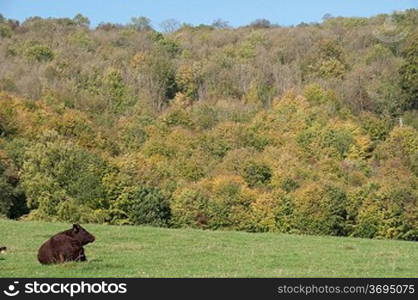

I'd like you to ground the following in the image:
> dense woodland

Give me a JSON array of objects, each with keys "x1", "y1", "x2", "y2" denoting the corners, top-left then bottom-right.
[{"x1": 0, "y1": 11, "x2": 417, "y2": 240}]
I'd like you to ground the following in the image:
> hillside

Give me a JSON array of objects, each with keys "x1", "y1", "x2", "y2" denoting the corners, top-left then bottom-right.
[
  {"x1": 0, "y1": 11, "x2": 417, "y2": 241},
  {"x1": 0, "y1": 219, "x2": 417, "y2": 277}
]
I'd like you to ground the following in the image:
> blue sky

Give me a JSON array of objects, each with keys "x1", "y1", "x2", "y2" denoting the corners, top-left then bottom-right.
[{"x1": 1, "y1": 0, "x2": 417, "y2": 28}]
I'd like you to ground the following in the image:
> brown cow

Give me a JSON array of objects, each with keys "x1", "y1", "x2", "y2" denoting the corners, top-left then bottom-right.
[{"x1": 37, "y1": 224, "x2": 95, "y2": 264}]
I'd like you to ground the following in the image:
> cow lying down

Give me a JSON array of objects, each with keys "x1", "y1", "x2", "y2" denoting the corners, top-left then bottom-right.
[{"x1": 38, "y1": 224, "x2": 95, "y2": 265}]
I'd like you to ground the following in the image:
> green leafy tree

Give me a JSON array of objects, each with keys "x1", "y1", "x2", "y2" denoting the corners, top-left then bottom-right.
[
  {"x1": 24, "y1": 44, "x2": 54, "y2": 62},
  {"x1": 73, "y1": 13, "x2": 90, "y2": 27},
  {"x1": 112, "y1": 186, "x2": 171, "y2": 226},
  {"x1": 21, "y1": 132, "x2": 108, "y2": 220},
  {"x1": 130, "y1": 16, "x2": 153, "y2": 31},
  {"x1": 242, "y1": 161, "x2": 272, "y2": 187},
  {"x1": 399, "y1": 33, "x2": 418, "y2": 110}
]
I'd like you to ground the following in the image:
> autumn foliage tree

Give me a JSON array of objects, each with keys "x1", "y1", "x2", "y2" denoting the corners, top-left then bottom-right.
[{"x1": 0, "y1": 11, "x2": 417, "y2": 240}]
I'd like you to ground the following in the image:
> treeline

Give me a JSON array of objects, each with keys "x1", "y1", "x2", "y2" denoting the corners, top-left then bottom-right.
[{"x1": 0, "y1": 11, "x2": 417, "y2": 240}]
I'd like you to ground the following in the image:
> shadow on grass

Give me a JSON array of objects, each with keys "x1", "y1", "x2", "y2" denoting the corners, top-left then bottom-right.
[{"x1": 41, "y1": 258, "x2": 125, "y2": 272}]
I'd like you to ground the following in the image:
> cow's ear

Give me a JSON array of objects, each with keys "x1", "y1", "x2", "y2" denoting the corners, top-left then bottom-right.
[{"x1": 73, "y1": 224, "x2": 80, "y2": 233}]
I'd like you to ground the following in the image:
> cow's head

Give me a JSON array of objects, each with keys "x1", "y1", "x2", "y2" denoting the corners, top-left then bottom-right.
[{"x1": 71, "y1": 224, "x2": 95, "y2": 245}]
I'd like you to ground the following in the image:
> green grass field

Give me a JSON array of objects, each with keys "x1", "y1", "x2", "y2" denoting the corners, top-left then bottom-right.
[{"x1": 0, "y1": 219, "x2": 417, "y2": 277}]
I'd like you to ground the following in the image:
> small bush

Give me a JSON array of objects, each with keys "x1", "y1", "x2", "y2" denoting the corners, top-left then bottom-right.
[
  {"x1": 0, "y1": 24, "x2": 12, "y2": 38},
  {"x1": 24, "y1": 44, "x2": 54, "y2": 62},
  {"x1": 352, "y1": 187, "x2": 418, "y2": 240},
  {"x1": 114, "y1": 186, "x2": 171, "y2": 227},
  {"x1": 292, "y1": 183, "x2": 348, "y2": 236},
  {"x1": 0, "y1": 175, "x2": 13, "y2": 216},
  {"x1": 280, "y1": 177, "x2": 300, "y2": 193},
  {"x1": 275, "y1": 194, "x2": 295, "y2": 233},
  {"x1": 242, "y1": 161, "x2": 272, "y2": 187},
  {"x1": 322, "y1": 128, "x2": 354, "y2": 158},
  {"x1": 171, "y1": 187, "x2": 210, "y2": 228}
]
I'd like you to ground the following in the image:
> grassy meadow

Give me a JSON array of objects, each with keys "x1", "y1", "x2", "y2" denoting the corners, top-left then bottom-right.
[{"x1": 0, "y1": 219, "x2": 417, "y2": 277}]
